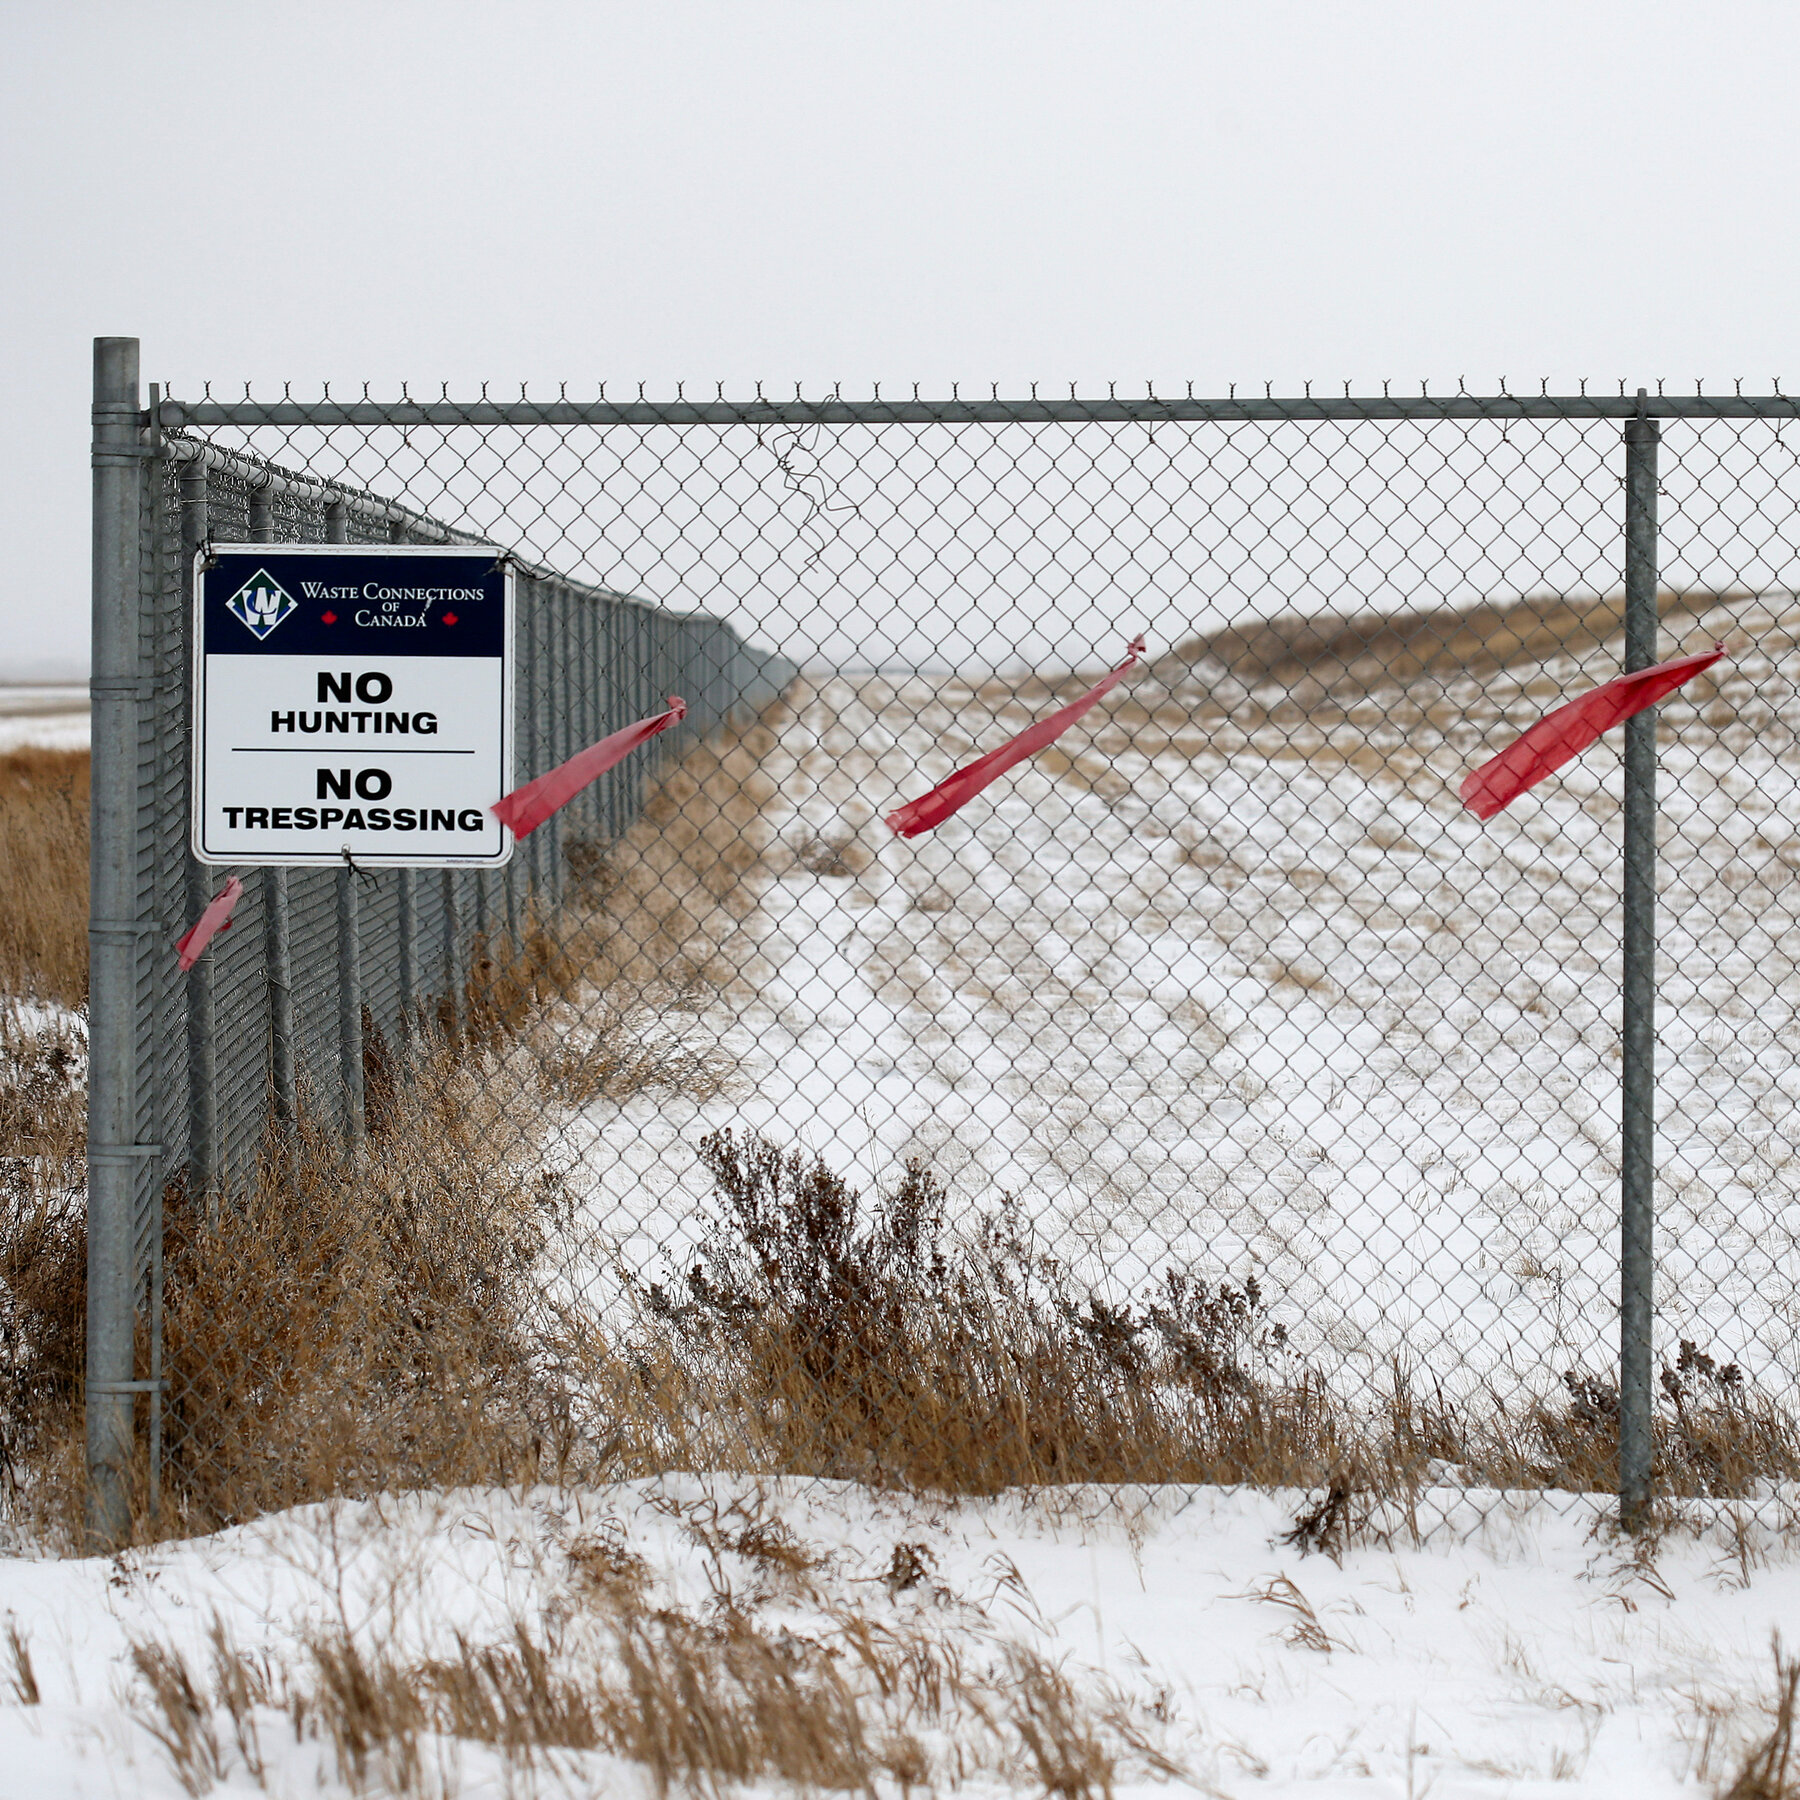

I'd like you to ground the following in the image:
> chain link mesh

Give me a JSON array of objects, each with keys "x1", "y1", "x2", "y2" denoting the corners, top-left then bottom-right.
[{"x1": 119, "y1": 394, "x2": 1800, "y2": 1528}]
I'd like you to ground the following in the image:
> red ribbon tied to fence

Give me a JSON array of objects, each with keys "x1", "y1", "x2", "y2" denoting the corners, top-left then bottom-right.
[
  {"x1": 1459, "y1": 644, "x2": 1726, "y2": 820},
  {"x1": 491, "y1": 697, "x2": 689, "y2": 839},
  {"x1": 175, "y1": 875, "x2": 244, "y2": 972},
  {"x1": 885, "y1": 638, "x2": 1149, "y2": 838}
]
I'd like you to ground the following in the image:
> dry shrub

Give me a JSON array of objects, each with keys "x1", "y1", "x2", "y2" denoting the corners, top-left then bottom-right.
[
  {"x1": 0, "y1": 747, "x2": 87, "y2": 1008},
  {"x1": 1389, "y1": 1348, "x2": 1800, "y2": 1503},
  {"x1": 624, "y1": 1130, "x2": 1356, "y2": 1493},
  {"x1": 611, "y1": 1131, "x2": 1800, "y2": 1513}
]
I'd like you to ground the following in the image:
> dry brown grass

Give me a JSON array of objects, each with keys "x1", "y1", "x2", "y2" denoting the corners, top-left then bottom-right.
[
  {"x1": 0, "y1": 747, "x2": 91, "y2": 1516},
  {"x1": 1724, "y1": 1647, "x2": 1800, "y2": 1800},
  {"x1": 980, "y1": 586, "x2": 1748, "y2": 795},
  {"x1": 6, "y1": 1043, "x2": 578, "y2": 1543},
  {"x1": 8, "y1": 994, "x2": 736, "y2": 1545},
  {"x1": 155, "y1": 1065, "x2": 585, "y2": 1535},
  {"x1": 0, "y1": 1006, "x2": 86, "y2": 1504},
  {"x1": 1689, "y1": 1641, "x2": 1800, "y2": 1800},
  {"x1": 0, "y1": 747, "x2": 87, "y2": 1008},
  {"x1": 596, "y1": 1133, "x2": 1800, "y2": 1515},
  {"x1": 1157, "y1": 588, "x2": 1733, "y2": 690},
  {"x1": 564, "y1": 713, "x2": 787, "y2": 994},
  {"x1": 125, "y1": 1505, "x2": 1183, "y2": 1798}
]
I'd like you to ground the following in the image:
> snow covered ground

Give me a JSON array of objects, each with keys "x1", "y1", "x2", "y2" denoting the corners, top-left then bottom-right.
[
  {"x1": 2, "y1": 1478, "x2": 1796, "y2": 1798},
  {"x1": 554, "y1": 597, "x2": 1800, "y2": 1414}
]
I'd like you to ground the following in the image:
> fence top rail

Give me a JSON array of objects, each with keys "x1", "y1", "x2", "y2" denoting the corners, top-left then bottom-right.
[
  {"x1": 163, "y1": 435, "x2": 489, "y2": 546},
  {"x1": 161, "y1": 433, "x2": 706, "y2": 623},
  {"x1": 157, "y1": 391, "x2": 1800, "y2": 429}
]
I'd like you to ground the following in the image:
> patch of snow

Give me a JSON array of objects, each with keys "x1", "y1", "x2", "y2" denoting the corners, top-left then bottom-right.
[{"x1": 0, "y1": 1481, "x2": 1793, "y2": 1797}]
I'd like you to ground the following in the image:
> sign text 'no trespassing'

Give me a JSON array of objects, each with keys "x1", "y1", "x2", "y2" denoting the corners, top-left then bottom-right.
[{"x1": 192, "y1": 545, "x2": 515, "y2": 867}]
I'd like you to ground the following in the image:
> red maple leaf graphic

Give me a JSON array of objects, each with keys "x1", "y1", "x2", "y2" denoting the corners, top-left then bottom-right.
[
  {"x1": 321, "y1": 611, "x2": 338, "y2": 624},
  {"x1": 442, "y1": 612, "x2": 459, "y2": 626}
]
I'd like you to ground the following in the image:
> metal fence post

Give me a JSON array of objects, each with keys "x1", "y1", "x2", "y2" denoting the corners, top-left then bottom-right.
[
  {"x1": 180, "y1": 464, "x2": 219, "y2": 1209},
  {"x1": 1620, "y1": 396, "x2": 1661, "y2": 1529},
  {"x1": 248, "y1": 481, "x2": 299, "y2": 1141},
  {"x1": 441, "y1": 869, "x2": 461, "y2": 1037},
  {"x1": 338, "y1": 867, "x2": 366, "y2": 1141},
  {"x1": 87, "y1": 336, "x2": 148, "y2": 1545},
  {"x1": 523, "y1": 576, "x2": 543, "y2": 895},
  {"x1": 264, "y1": 871, "x2": 297, "y2": 1130},
  {"x1": 398, "y1": 872, "x2": 418, "y2": 1030}
]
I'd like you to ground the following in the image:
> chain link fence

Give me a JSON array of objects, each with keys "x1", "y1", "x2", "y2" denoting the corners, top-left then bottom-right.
[{"x1": 87, "y1": 346, "x2": 1800, "y2": 1539}]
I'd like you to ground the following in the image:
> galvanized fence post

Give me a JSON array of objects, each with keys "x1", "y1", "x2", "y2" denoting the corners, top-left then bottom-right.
[
  {"x1": 263, "y1": 872, "x2": 297, "y2": 1131},
  {"x1": 180, "y1": 463, "x2": 219, "y2": 1210},
  {"x1": 1620, "y1": 397, "x2": 1661, "y2": 1528},
  {"x1": 254, "y1": 477, "x2": 298, "y2": 1141},
  {"x1": 441, "y1": 869, "x2": 461, "y2": 1036},
  {"x1": 523, "y1": 575, "x2": 543, "y2": 895},
  {"x1": 338, "y1": 865, "x2": 365, "y2": 1142},
  {"x1": 397, "y1": 871, "x2": 418, "y2": 1030},
  {"x1": 87, "y1": 337, "x2": 148, "y2": 1545},
  {"x1": 505, "y1": 575, "x2": 530, "y2": 945}
]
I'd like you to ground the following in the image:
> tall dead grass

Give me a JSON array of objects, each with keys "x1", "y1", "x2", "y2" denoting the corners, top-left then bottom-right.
[
  {"x1": 30, "y1": 967, "x2": 1788, "y2": 1547},
  {"x1": 1688, "y1": 1640, "x2": 1800, "y2": 1800},
  {"x1": 14, "y1": 996, "x2": 1800, "y2": 1545},
  {"x1": 0, "y1": 745, "x2": 90, "y2": 1509},
  {"x1": 124, "y1": 1493, "x2": 1182, "y2": 1798},
  {"x1": 1725, "y1": 1647, "x2": 1800, "y2": 1800},
  {"x1": 591, "y1": 1129, "x2": 1800, "y2": 1515},
  {"x1": 0, "y1": 746, "x2": 87, "y2": 1007},
  {"x1": 564, "y1": 714, "x2": 784, "y2": 994}
]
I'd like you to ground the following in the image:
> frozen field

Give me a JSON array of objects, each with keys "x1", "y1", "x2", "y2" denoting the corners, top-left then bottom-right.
[
  {"x1": 557, "y1": 596, "x2": 1800, "y2": 1406},
  {"x1": 0, "y1": 684, "x2": 87, "y2": 752}
]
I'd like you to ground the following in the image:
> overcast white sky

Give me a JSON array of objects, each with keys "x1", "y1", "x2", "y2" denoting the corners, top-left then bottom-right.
[{"x1": 4, "y1": 0, "x2": 1798, "y2": 676}]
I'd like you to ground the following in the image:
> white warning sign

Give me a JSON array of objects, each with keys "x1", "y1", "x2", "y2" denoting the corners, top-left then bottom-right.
[{"x1": 192, "y1": 545, "x2": 514, "y2": 867}]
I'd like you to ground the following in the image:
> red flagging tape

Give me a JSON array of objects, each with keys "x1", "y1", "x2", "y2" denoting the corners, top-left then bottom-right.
[
  {"x1": 176, "y1": 875, "x2": 244, "y2": 972},
  {"x1": 1460, "y1": 644, "x2": 1726, "y2": 820},
  {"x1": 492, "y1": 697, "x2": 688, "y2": 839},
  {"x1": 885, "y1": 639, "x2": 1148, "y2": 838}
]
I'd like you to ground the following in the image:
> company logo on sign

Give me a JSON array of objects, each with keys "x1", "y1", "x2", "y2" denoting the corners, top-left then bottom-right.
[{"x1": 224, "y1": 570, "x2": 299, "y2": 641}]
